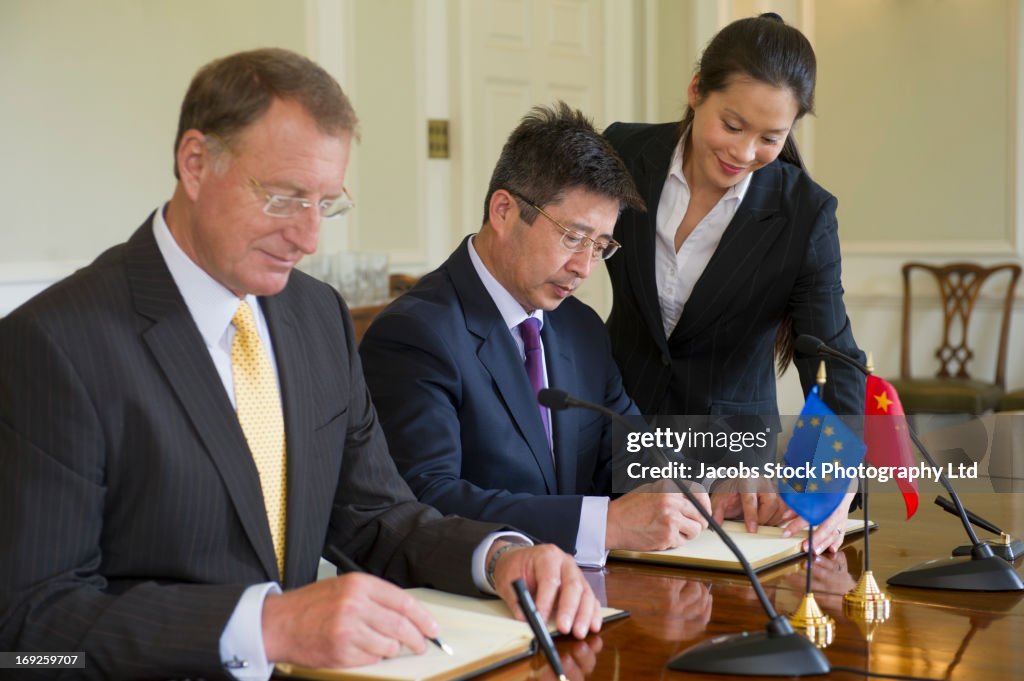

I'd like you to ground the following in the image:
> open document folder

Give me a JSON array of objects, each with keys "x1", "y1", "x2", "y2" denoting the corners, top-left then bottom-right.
[
  {"x1": 276, "y1": 587, "x2": 627, "y2": 681},
  {"x1": 610, "y1": 518, "x2": 876, "y2": 573}
]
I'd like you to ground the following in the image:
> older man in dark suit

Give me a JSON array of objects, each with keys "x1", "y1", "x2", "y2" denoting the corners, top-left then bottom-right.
[{"x1": 0, "y1": 49, "x2": 599, "y2": 681}]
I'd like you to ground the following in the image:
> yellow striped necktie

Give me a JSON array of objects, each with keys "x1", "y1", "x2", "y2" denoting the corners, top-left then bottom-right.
[{"x1": 231, "y1": 300, "x2": 288, "y2": 579}]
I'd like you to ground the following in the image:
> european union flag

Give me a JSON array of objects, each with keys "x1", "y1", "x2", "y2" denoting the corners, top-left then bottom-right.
[{"x1": 778, "y1": 386, "x2": 866, "y2": 526}]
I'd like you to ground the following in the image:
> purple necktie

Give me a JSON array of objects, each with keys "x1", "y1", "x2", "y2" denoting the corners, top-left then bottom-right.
[{"x1": 519, "y1": 317, "x2": 550, "y2": 442}]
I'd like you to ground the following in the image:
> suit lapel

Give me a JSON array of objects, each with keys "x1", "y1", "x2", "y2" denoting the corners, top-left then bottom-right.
[
  {"x1": 261, "y1": 294, "x2": 312, "y2": 588},
  {"x1": 623, "y1": 123, "x2": 680, "y2": 350},
  {"x1": 127, "y1": 219, "x2": 280, "y2": 581},
  {"x1": 614, "y1": 123, "x2": 679, "y2": 350},
  {"x1": 447, "y1": 240, "x2": 557, "y2": 493},
  {"x1": 670, "y1": 162, "x2": 787, "y2": 344},
  {"x1": 542, "y1": 316, "x2": 579, "y2": 495}
]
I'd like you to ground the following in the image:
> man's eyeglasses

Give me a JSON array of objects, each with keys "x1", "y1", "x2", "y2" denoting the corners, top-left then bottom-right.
[
  {"x1": 204, "y1": 131, "x2": 354, "y2": 219},
  {"x1": 248, "y1": 176, "x2": 355, "y2": 220},
  {"x1": 507, "y1": 190, "x2": 621, "y2": 261}
]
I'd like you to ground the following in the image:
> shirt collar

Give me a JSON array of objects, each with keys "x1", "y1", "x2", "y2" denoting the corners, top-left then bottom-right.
[
  {"x1": 152, "y1": 204, "x2": 260, "y2": 349},
  {"x1": 670, "y1": 124, "x2": 753, "y2": 205},
  {"x1": 467, "y1": 235, "x2": 544, "y2": 332}
]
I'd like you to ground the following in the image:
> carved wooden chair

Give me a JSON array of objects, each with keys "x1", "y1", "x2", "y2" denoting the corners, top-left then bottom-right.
[
  {"x1": 350, "y1": 274, "x2": 420, "y2": 343},
  {"x1": 890, "y1": 262, "x2": 1021, "y2": 414},
  {"x1": 388, "y1": 273, "x2": 419, "y2": 297},
  {"x1": 997, "y1": 389, "x2": 1024, "y2": 411}
]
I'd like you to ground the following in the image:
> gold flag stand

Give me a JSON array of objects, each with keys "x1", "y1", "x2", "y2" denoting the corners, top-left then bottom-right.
[
  {"x1": 843, "y1": 351, "x2": 892, "y2": 633},
  {"x1": 789, "y1": 592, "x2": 835, "y2": 648},
  {"x1": 786, "y1": 361, "x2": 835, "y2": 649},
  {"x1": 843, "y1": 570, "x2": 891, "y2": 626}
]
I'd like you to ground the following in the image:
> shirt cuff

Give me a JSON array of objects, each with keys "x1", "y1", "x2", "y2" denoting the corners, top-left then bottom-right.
[
  {"x1": 472, "y1": 531, "x2": 532, "y2": 594},
  {"x1": 574, "y1": 496, "x2": 610, "y2": 568},
  {"x1": 220, "y1": 581, "x2": 280, "y2": 680}
]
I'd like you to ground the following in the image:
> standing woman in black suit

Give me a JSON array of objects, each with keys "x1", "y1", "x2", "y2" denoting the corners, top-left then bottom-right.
[{"x1": 604, "y1": 14, "x2": 864, "y2": 554}]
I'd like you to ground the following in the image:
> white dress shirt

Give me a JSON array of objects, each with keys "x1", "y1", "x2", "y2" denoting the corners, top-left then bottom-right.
[
  {"x1": 655, "y1": 131, "x2": 752, "y2": 336},
  {"x1": 468, "y1": 237, "x2": 609, "y2": 567}
]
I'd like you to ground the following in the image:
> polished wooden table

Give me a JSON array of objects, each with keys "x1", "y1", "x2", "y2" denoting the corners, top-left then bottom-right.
[{"x1": 483, "y1": 493, "x2": 1024, "y2": 680}]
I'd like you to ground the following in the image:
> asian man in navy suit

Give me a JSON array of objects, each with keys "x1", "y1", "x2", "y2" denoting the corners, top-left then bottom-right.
[
  {"x1": 0, "y1": 50, "x2": 601, "y2": 681},
  {"x1": 360, "y1": 104, "x2": 711, "y2": 568}
]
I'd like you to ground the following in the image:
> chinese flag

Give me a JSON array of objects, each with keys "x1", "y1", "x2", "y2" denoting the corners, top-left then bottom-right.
[{"x1": 865, "y1": 375, "x2": 919, "y2": 519}]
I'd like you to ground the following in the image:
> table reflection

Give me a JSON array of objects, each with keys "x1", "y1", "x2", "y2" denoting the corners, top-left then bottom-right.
[{"x1": 605, "y1": 572, "x2": 713, "y2": 643}]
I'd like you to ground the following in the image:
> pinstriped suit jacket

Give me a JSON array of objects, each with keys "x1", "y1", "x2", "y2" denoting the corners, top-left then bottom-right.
[
  {"x1": 0, "y1": 216, "x2": 500, "y2": 680},
  {"x1": 604, "y1": 122, "x2": 865, "y2": 419}
]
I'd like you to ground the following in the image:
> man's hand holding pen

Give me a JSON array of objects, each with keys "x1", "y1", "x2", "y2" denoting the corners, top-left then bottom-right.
[
  {"x1": 259, "y1": 542, "x2": 599, "y2": 671},
  {"x1": 261, "y1": 572, "x2": 441, "y2": 669}
]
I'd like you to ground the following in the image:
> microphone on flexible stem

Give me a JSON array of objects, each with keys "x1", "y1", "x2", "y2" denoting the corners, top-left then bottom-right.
[
  {"x1": 794, "y1": 335, "x2": 1023, "y2": 591},
  {"x1": 537, "y1": 388, "x2": 829, "y2": 677},
  {"x1": 935, "y1": 495, "x2": 1024, "y2": 561}
]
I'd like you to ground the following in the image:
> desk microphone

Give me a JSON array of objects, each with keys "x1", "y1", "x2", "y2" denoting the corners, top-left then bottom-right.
[
  {"x1": 537, "y1": 388, "x2": 829, "y2": 677},
  {"x1": 935, "y1": 495, "x2": 1023, "y2": 562},
  {"x1": 794, "y1": 335, "x2": 1023, "y2": 591}
]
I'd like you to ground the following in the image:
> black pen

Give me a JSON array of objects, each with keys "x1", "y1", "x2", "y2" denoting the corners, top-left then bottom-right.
[
  {"x1": 512, "y1": 578, "x2": 568, "y2": 681},
  {"x1": 333, "y1": 552, "x2": 454, "y2": 656}
]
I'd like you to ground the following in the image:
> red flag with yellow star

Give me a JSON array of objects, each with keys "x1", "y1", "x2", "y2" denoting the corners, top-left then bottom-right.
[{"x1": 865, "y1": 375, "x2": 919, "y2": 519}]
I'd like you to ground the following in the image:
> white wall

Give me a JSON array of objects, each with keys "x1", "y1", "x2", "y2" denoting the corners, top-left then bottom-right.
[
  {"x1": 814, "y1": 0, "x2": 1023, "y2": 413},
  {"x1": 0, "y1": 0, "x2": 307, "y2": 311},
  {"x1": 4, "y1": 0, "x2": 1023, "y2": 413},
  {"x1": 350, "y1": 0, "x2": 421, "y2": 262}
]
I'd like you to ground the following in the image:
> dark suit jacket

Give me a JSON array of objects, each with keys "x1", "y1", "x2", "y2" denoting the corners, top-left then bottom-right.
[
  {"x1": 0, "y1": 217, "x2": 500, "y2": 681},
  {"x1": 604, "y1": 122, "x2": 865, "y2": 418},
  {"x1": 359, "y1": 238, "x2": 637, "y2": 553}
]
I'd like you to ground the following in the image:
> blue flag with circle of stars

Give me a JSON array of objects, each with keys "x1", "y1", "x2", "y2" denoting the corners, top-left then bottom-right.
[{"x1": 778, "y1": 385, "x2": 866, "y2": 526}]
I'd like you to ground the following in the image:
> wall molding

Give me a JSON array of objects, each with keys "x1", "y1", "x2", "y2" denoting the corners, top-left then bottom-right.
[
  {"x1": 842, "y1": 239, "x2": 1019, "y2": 256},
  {"x1": 839, "y1": 0, "x2": 1022, "y2": 255},
  {"x1": 845, "y1": 290, "x2": 1024, "y2": 309},
  {"x1": 305, "y1": 0, "x2": 356, "y2": 258},
  {"x1": 404, "y1": 0, "x2": 431, "y2": 270},
  {"x1": 604, "y1": 0, "x2": 638, "y2": 124},
  {"x1": 789, "y1": 0, "x2": 1022, "y2": 256},
  {"x1": 640, "y1": 0, "x2": 657, "y2": 121},
  {"x1": 0, "y1": 260, "x2": 86, "y2": 315},
  {"x1": 1014, "y1": 0, "x2": 1023, "y2": 256},
  {"x1": 0, "y1": 260, "x2": 85, "y2": 284}
]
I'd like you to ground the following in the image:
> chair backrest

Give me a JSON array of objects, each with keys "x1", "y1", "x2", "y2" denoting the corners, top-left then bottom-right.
[
  {"x1": 389, "y1": 273, "x2": 418, "y2": 297},
  {"x1": 899, "y1": 262, "x2": 1021, "y2": 387},
  {"x1": 350, "y1": 274, "x2": 420, "y2": 344}
]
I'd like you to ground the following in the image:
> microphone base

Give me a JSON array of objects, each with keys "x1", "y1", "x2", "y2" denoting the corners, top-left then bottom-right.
[
  {"x1": 887, "y1": 554, "x2": 1024, "y2": 591},
  {"x1": 667, "y1": 630, "x2": 829, "y2": 676},
  {"x1": 952, "y1": 538, "x2": 1023, "y2": 562}
]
